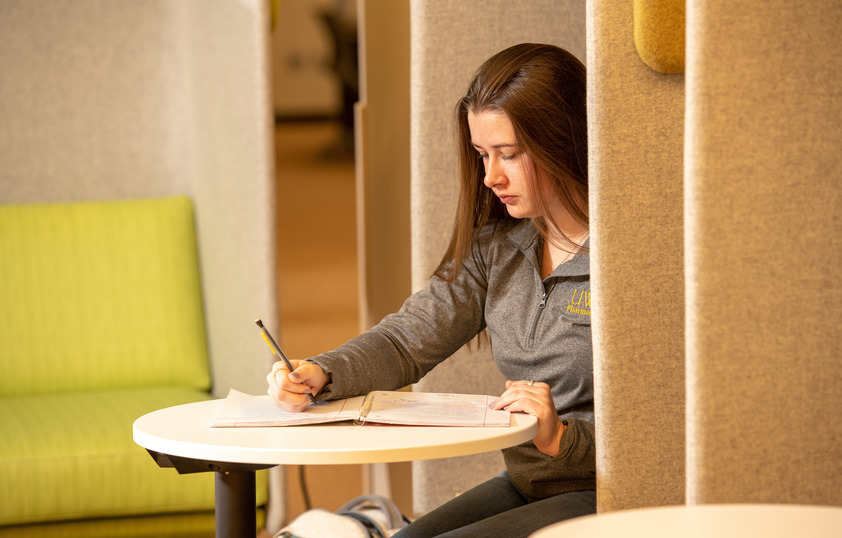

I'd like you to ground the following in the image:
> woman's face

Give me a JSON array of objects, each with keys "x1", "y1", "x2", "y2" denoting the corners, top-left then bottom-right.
[{"x1": 468, "y1": 109, "x2": 560, "y2": 221}]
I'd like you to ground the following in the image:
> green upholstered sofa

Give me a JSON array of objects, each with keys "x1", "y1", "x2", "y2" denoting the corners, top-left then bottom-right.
[{"x1": 0, "y1": 197, "x2": 267, "y2": 535}]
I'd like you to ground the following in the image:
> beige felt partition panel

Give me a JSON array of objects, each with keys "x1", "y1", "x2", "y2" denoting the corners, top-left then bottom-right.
[
  {"x1": 684, "y1": 0, "x2": 842, "y2": 506},
  {"x1": 408, "y1": 0, "x2": 587, "y2": 517},
  {"x1": 355, "y1": 0, "x2": 412, "y2": 333},
  {"x1": 587, "y1": 0, "x2": 686, "y2": 512},
  {"x1": 355, "y1": 0, "x2": 413, "y2": 503},
  {"x1": 0, "y1": 0, "x2": 284, "y2": 529}
]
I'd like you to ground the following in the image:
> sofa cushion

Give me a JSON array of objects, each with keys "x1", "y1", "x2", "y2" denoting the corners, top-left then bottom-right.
[
  {"x1": 0, "y1": 512, "x2": 217, "y2": 537},
  {"x1": 0, "y1": 196, "x2": 211, "y2": 396},
  {"x1": 0, "y1": 387, "x2": 220, "y2": 525}
]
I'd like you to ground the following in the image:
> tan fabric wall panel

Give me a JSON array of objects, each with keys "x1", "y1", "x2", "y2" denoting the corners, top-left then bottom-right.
[
  {"x1": 184, "y1": 0, "x2": 279, "y2": 400},
  {"x1": 0, "y1": 1, "x2": 191, "y2": 201},
  {"x1": 409, "y1": 0, "x2": 587, "y2": 290},
  {"x1": 409, "y1": 0, "x2": 587, "y2": 516},
  {"x1": 588, "y1": 0, "x2": 686, "y2": 512},
  {"x1": 355, "y1": 0, "x2": 412, "y2": 332},
  {"x1": 685, "y1": 0, "x2": 842, "y2": 505}
]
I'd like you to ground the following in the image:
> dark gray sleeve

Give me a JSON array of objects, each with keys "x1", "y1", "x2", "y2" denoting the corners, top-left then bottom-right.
[
  {"x1": 502, "y1": 417, "x2": 597, "y2": 499},
  {"x1": 555, "y1": 417, "x2": 596, "y2": 474},
  {"x1": 307, "y1": 247, "x2": 490, "y2": 400}
]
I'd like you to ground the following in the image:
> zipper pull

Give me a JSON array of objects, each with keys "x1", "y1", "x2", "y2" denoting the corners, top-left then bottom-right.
[{"x1": 539, "y1": 291, "x2": 549, "y2": 309}]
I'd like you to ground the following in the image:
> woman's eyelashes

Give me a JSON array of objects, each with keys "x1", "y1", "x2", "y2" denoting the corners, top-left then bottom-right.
[{"x1": 476, "y1": 151, "x2": 517, "y2": 161}]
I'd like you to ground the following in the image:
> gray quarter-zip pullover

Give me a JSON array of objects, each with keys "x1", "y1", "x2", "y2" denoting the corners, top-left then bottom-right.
[{"x1": 308, "y1": 218, "x2": 595, "y2": 500}]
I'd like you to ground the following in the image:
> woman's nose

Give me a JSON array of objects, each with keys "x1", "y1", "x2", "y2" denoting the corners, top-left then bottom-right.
[{"x1": 483, "y1": 157, "x2": 506, "y2": 189}]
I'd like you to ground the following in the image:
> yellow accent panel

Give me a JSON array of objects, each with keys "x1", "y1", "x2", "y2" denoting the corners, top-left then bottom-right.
[{"x1": 634, "y1": 0, "x2": 686, "y2": 73}]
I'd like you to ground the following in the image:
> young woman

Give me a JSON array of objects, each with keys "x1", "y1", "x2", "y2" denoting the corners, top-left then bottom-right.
[{"x1": 267, "y1": 43, "x2": 594, "y2": 537}]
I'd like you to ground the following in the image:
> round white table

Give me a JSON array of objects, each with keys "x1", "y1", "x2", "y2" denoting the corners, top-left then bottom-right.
[
  {"x1": 530, "y1": 503, "x2": 842, "y2": 538},
  {"x1": 133, "y1": 398, "x2": 537, "y2": 537}
]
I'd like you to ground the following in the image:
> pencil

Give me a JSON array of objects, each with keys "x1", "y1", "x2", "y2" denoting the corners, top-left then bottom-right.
[{"x1": 255, "y1": 318, "x2": 317, "y2": 403}]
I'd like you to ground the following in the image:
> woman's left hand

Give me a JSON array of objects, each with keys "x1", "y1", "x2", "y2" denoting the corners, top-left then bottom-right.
[{"x1": 490, "y1": 380, "x2": 566, "y2": 457}]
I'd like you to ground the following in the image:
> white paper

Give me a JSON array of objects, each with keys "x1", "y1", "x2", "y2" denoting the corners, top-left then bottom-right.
[
  {"x1": 360, "y1": 391, "x2": 511, "y2": 427},
  {"x1": 210, "y1": 389, "x2": 363, "y2": 427}
]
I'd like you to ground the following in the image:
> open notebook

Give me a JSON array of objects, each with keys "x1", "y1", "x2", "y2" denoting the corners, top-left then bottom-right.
[{"x1": 210, "y1": 389, "x2": 511, "y2": 428}]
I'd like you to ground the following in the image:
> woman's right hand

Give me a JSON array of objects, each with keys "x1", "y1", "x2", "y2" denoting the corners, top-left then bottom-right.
[{"x1": 266, "y1": 360, "x2": 329, "y2": 412}]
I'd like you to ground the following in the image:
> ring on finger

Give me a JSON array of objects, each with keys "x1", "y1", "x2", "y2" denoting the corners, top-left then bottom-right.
[{"x1": 526, "y1": 380, "x2": 535, "y2": 386}]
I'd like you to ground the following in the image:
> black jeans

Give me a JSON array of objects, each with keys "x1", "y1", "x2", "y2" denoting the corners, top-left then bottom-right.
[{"x1": 392, "y1": 472, "x2": 596, "y2": 538}]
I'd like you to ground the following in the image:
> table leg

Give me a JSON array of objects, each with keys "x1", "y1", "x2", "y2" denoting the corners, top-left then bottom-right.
[{"x1": 215, "y1": 470, "x2": 256, "y2": 538}]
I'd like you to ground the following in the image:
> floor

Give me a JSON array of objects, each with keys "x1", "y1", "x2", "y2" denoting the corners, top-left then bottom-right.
[
  {"x1": 271, "y1": 120, "x2": 412, "y2": 532},
  {"x1": 273, "y1": 120, "x2": 364, "y2": 523}
]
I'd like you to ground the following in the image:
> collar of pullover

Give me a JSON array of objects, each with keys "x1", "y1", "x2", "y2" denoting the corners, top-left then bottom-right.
[{"x1": 505, "y1": 219, "x2": 590, "y2": 278}]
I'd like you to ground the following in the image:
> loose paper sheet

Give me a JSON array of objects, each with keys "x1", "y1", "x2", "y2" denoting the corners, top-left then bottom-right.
[
  {"x1": 360, "y1": 391, "x2": 510, "y2": 427},
  {"x1": 210, "y1": 389, "x2": 363, "y2": 427}
]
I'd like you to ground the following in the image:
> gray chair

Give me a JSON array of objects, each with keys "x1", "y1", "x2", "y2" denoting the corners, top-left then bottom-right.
[
  {"x1": 407, "y1": 0, "x2": 589, "y2": 517},
  {"x1": 405, "y1": 0, "x2": 842, "y2": 518}
]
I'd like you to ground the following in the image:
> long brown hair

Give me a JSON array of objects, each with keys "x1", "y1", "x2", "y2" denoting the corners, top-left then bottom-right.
[{"x1": 435, "y1": 43, "x2": 588, "y2": 280}]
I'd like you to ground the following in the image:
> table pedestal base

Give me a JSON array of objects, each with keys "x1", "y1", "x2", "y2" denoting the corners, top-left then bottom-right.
[
  {"x1": 216, "y1": 470, "x2": 256, "y2": 538},
  {"x1": 146, "y1": 449, "x2": 273, "y2": 538}
]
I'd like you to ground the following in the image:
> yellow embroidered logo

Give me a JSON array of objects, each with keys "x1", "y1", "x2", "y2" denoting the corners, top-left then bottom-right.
[{"x1": 566, "y1": 288, "x2": 591, "y2": 316}]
